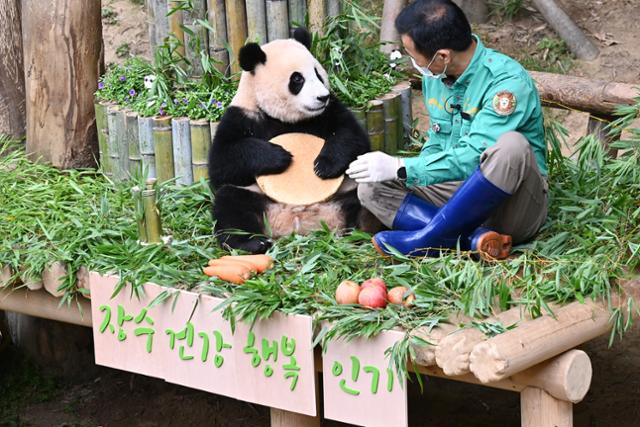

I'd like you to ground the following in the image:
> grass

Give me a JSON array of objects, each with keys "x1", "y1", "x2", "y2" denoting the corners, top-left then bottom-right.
[{"x1": 519, "y1": 37, "x2": 574, "y2": 74}]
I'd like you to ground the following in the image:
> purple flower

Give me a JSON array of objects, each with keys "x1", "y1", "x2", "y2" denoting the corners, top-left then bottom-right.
[
  {"x1": 159, "y1": 108, "x2": 166, "y2": 116},
  {"x1": 182, "y1": 98, "x2": 188, "y2": 104},
  {"x1": 210, "y1": 99, "x2": 218, "y2": 105},
  {"x1": 173, "y1": 98, "x2": 179, "y2": 104},
  {"x1": 161, "y1": 102, "x2": 167, "y2": 108},
  {"x1": 98, "y1": 82, "x2": 105, "y2": 90},
  {"x1": 119, "y1": 75, "x2": 126, "y2": 82},
  {"x1": 129, "y1": 89, "x2": 136, "y2": 96},
  {"x1": 216, "y1": 101, "x2": 223, "y2": 108}
]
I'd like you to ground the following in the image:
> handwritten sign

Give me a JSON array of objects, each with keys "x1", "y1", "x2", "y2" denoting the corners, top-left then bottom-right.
[
  {"x1": 89, "y1": 273, "x2": 316, "y2": 415},
  {"x1": 322, "y1": 329, "x2": 407, "y2": 427}
]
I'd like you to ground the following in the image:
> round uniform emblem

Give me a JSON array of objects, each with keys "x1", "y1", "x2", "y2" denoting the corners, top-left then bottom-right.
[{"x1": 492, "y1": 91, "x2": 517, "y2": 116}]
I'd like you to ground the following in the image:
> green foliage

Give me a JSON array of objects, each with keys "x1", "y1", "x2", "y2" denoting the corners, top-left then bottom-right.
[
  {"x1": 518, "y1": 37, "x2": 573, "y2": 74},
  {"x1": 101, "y1": 7, "x2": 118, "y2": 25},
  {"x1": 115, "y1": 42, "x2": 131, "y2": 59},
  {"x1": 488, "y1": 0, "x2": 523, "y2": 20}
]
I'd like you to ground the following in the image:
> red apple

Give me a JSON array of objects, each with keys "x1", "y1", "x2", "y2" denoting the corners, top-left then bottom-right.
[
  {"x1": 358, "y1": 286, "x2": 387, "y2": 309},
  {"x1": 360, "y1": 277, "x2": 387, "y2": 295},
  {"x1": 387, "y1": 286, "x2": 415, "y2": 307},
  {"x1": 335, "y1": 280, "x2": 361, "y2": 305}
]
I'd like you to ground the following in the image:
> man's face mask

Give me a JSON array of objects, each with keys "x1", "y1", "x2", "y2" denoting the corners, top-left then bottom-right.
[{"x1": 410, "y1": 54, "x2": 448, "y2": 80}]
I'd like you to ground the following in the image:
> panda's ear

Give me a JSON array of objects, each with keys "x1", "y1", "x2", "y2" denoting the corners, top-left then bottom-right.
[
  {"x1": 239, "y1": 43, "x2": 267, "y2": 72},
  {"x1": 292, "y1": 27, "x2": 312, "y2": 50}
]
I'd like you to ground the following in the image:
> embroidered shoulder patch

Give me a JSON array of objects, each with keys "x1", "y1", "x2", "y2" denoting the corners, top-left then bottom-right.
[{"x1": 492, "y1": 91, "x2": 517, "y2": 116}]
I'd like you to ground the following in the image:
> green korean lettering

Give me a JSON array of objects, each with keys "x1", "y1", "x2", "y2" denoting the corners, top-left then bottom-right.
[
  {"x1": 387, "y1": 368, "x2": 394, "y2": 392},
  {"x1": 134, "y1": 327, "x2": 155, "y2": 353},
  {"x1": 98, "y1": 305, "x2": 114, "y2": 334},
  {"x1": 281, "y1": 336, "x2": 296, "y2": 356},
  {"x1": 198, "y1": 332, "x2": 210, "y2": 362},
  {"x1": 261, "y1": 338, "x2": 278, "y2": 363},
  {"x1": 364, "y1": 366, "x2": 380, "y2": 394}
]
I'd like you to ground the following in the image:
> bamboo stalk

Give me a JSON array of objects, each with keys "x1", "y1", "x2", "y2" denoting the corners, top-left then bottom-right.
[
  {"x1": 107, "y1": 106, "x2": 127, "y2": 181},
  {"x1": 152, "y1": 116, "x2": 175, "y2": 183},
  {"x1": 246, "y1": 0, "x2": 267, "y2": 43},
  {"x1": 307, "y1": 0, "x2": 325, "y2": 35},
  {"x1": 266, "y1": 0, "x2": 289, "y2": 41},
  {"x1": 172, "y1": 117, "x2": 193, "y2": 185},
  {"x1": 190, "y1": 119, "x2": 211, "y2": 182},
  {"x1": 366, "y1": 100, "x2": 385, "y2": 152},
  {"x1": 381, "y1": 92, "x2": 402, "y2": 155},
  {"x1": 326, "y1": 0, "x2": 341, "y2": 18},
  {"x1": 350, "y1": 107, "x2": 367, "y2": 134},
  {"x1": 146, "y1": 0, "x2": 170, "y2": 54},
  {"x1": 131, "y1": 185, "x2": 148, "y2": 243},
  {"x1": 138, "y1": 116, "x2": 157, "y2": 179},
  {"x1": 94, "y1": 101, "x2": 111, "y2": 176},
  {"x1": 287, "y1": 0, "x2": 306, "y2": 29},
  {"x1": 143, "y1": 178, "x2": 163, "y2": 244},
  {"x1": 126, "y1": 111, "x2": 142, "y2": 177},
  {"x1": 117, "y1": 109, "x2": 130, "y2": 180},
  {"x1": 225, "y1": 0, "x2": 248, "y2": 74},
  {"x1": 392, "y1": 81, "x2": 413, "y2": 147},
  {"x1": 183, "y1": 0, "x2": 208, "y2": 76},
  {"x1": 168, "y1": 1, "x2": 186, "y2": 58},
  {"x1": 208, "y1": 0, "x2": 230, "y2": 74}
]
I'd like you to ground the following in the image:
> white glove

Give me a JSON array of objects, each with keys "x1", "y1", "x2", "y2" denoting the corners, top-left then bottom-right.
[{"x1": 346, "y1": 151, "x2": 404, "y2": 183}]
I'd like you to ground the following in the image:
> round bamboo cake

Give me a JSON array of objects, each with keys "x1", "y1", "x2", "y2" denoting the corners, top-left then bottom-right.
[{"x1": 256, "y1": 133, "x2": 344, "y2": 205}]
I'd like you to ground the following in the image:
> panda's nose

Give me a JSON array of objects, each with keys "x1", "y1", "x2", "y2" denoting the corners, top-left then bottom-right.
[{"x1": 317, "y1": 94, "x2": 329, "y2": 103}]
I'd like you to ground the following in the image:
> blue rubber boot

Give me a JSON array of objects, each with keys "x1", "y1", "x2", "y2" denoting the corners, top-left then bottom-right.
[
  {"x1": 392, "y1": 193, "x2": 439, "y2": 230},
  {"x1": 373, "y1": 168, "x2": 513, "y2": 259}
]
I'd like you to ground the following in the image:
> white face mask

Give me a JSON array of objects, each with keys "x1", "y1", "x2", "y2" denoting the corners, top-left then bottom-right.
[{"x1": 410, "y1": 55, "x2": 448, "y2": 80}]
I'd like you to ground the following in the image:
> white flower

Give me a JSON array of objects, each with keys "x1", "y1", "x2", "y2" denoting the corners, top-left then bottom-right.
[
  {"x1": 390, "y1": 62, "x2": 397, "y2": 69},
  {"x1": 144, "y1": 74, "x2": 156, "y2": 89},
  {"x1": 390, "y1": 49, "x2": 402, "y2": 61}
]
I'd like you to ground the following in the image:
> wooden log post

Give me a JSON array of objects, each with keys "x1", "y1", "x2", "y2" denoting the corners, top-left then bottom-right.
[
  {"x1": 171, "y1": 117, "x2": 193, "y2": 185},
  {"x1": 138, "y1": 117, "x2": 157, "y2": 179},
  {"x1": 521, "y1": 387, "x2": 572, "y2": 427},
  {"x1": 183, "y1": 0, "x2": 208, "y2": 77},
  {"x1": 152, "y1": 116, "x2": 174, "y2": 183},
  {"x1": 207, "y1": 0, "x2": 230, "y2": 74},
  {"x1": 0, "y1": 287, "x2": 92, "y2": 327},
  {"x1": 168, "y1": 1, "x2": 186, "y2": 58},
  {"x1": 126, "y1": 111, "x2": 142, "y2": 177},
  {"x1": 326, "y1": 0, "x2": 341, "y2": 18},
  {"x1": 307, "y1": 0, "x2": 326, "y2": 36},
  {"x1": 392, "y1": 81, "x2": 413, "y2": 146},
  {"x1": 381, "y1": 92, "x2": 402, "y2": 155},
  {"x1": 530, "y1": 0, "x2": 599, "y2": 60},
  {"x1": 22, "y1": 0, "x2": 102, "y2": 168},
  {"x1": 452, "y1": 0, "x2": 488, "y2": 24},
  {"x1": 266, "y1": 0, "x2": 289, "y2": 41},
  {"x1": 190, "y1": 119, "x2": 211, "y2": 182},
  {"x1": 145, "y1": 0, "x2": 169, "y2": 55},
  {"x1": 366, "y1": 100, "x2": 385, "y2": 152},
  {"x1": 469, "y1": 300, "x2": 611, "y2": 383},
  {"x1": 0, "y1": 0, "x2": 26, "y2": 139},
  {"x1": 412, "y1": 314, "x2": 470, "y2": 366},
  {"x1": 246, "y1": 0, "x2": 267, "y2": 43},
  {"x1": 380, "y1": 0, "x2": 407, "y2": 54},
  {"x1": 225, "y1": 0, "x2": 248, "y2": 74},
  {"x1": 288, "y1": 0, "x2": 306, "y2": 29}
]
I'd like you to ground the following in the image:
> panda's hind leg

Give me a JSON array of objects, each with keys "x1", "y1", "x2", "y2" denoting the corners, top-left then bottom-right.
[{"x1": 212, "y1": 185, "x2": 272, "y2": 254}]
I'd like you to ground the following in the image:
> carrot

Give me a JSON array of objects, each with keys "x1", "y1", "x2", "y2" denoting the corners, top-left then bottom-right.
[
  {"x1": 202, "y1": 264, "x2": 252, "y2": 284},
  {"x1": 220, "y1": 254, "x2": 274, "y2": 273},
  {"x1": 208, "y1": 258, "x2": 258, "y2": 273}
]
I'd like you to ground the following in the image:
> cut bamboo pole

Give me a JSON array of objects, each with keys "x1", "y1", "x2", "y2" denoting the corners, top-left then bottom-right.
[
  {"x1": 246, "y1": 0, "x2": 267, "y2": 43},
  {"x1": 287, "y1": 0, "x2": 306, "y2": 28},
  {"x1": 168, "y1": 1, "x2": 186, "y2": 58},
  {"x1": 307, "y1": 0, "x2": 325, "y2": 35},
  {"x1": 190, "y1": 119, "x2": 211, "y2": 182},
  {"x1": 350, "y1": 107, "x2": 367, "y2": 133},
  {"x1": 225, "y1": 0, "x2": 248, "y2": 74},
  {"x1": 418, "y1": 349, "x2": 592, "y2": 404},
  {"x1": 207, "y1": 0, "x2": 230, "y2": 74},
  {"x1": 183, "y1": 0, "x2": 208, "y2": 77},
  {"x1": 0, "y1": 287, "x2": 92, "y2": 328},
  {"x1": 152, "y1": 116, "x2": 174, "y2": 183},
  {"x1": 42, "y1": 262, "x2": 67, "y2": 298},
  {"x1": 326, "y1": 0, "x2": 340, "y2": 18},
  {"x1": 469, "y1": 300, "x2": 611, "y2": 383},
  {"x1": 521, "y1": 387, "x2": 572, "y2": 427},
  {"x1": 366, "y1": 100, "x2": 385, "y2": 152},
  {"x1": 380, "y1": 0, "x2": 406, "y2": 53},
  {"x1": 126, "y1": 111, "x2": 142, "y2": 177},
  {"x1": 143, "y1": 178, "x2": 163, "y2": 244},
  {"x1": 94, "y1": 101, "x2": 112, "y2": 176},
  {"x1": 436, "y1": 306, "x2": 527, "y2": 376},
  {"x1": 146, "y1": 0, "x2": 169, "y2": 54},
  {"x1": 412, "y1": 314, "x2": 469, "y2": 366},
  {"x1": 106, "y1": 106, "x2": 125, "y2": 181},
  {"x1": 116, "y1": 109, "x2": 130, "y2": 180},
  {"x1": 171, "y1": 117, "x2": 193, "y2": 185},
  {"x1": 266, "y1": 0, "x2": 289, "y2": 41},
  {"x1": 138, "y1": 116, "x2": 157, "y2": 179},
  {"x1": 392, "y1": 81, "x2": 413, "y2": 146},
  {"x1": 131, "y1": 185, "x2": 148, "y2": 243},
  {"x1": 381, "y1": 92, "x2": 402, "y2": 155}
]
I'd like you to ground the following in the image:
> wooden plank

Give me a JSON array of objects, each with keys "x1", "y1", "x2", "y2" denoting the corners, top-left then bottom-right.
[
  {"x1": 0, "y1": 0, "x2": 25, "y2": 138},
  {"x1": 224, "y1": 0, "x2": 248, "y2": 74},
  {"x1": 246, "y1": 0, "x2": 267, "y2": 43},
  {"x1": 207, "y1": 0, "x2": 230, "y2": 74},
  {"x1": 0, "y1": 287, "x2": 92, "y2": 328},
  {"x1": 266, "y1": 0, "x2": 289, "y2": 42},
  {"x1": 521, "y1": 387, "x2": 573, "y2": 427}
]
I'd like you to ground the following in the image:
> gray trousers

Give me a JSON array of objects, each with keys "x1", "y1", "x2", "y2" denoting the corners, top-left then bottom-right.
[{"x1": 358, "y1": 132, "x2": 549, "y2": 244}]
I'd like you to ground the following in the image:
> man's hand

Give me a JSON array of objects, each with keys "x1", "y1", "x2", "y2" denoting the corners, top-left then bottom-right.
[{"x1": 346, "y1": 151, "x2": 404, "y2": 183}]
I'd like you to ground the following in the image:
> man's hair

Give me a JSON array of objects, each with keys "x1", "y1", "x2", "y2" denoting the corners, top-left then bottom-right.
[{"x1": 395, "y1": 0, "x2": 473, "y2": 58}]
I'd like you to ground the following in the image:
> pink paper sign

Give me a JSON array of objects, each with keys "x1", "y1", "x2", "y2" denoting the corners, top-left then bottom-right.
[
  {"x1": 90, "y1": 272, "x2": 172, "y2": 379},
  {"x1": 233, "y1": 312, "x2": 317, "y2": 416},
  {"x1": 322, "y1": 329, "x2": 408, "y2": 427},
  {"x1": 161, "y1": 291, "x2": 237, "y2": 399}
]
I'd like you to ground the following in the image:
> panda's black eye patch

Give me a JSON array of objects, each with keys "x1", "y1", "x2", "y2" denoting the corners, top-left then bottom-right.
[
  {"x1": 289, "y1": 72, "x2": 305, "y2": 95},
  {"x1": 315, "y1": 68, "x2": 324, "y2": 84}
]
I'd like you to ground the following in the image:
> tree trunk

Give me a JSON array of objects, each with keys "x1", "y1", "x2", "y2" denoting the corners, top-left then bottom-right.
[
  {"x1": 22, "y1": 0, "x2": 103, "y2": 168},
  {"x1": 380, "y1": 0, "x2": 407, "y2": 54},
  {"x1": 452, "y1": 0, "x2": 488, "y2": 24},
  {"x1": 0, "y1": 0, "x2": 25, "y2": 139}
]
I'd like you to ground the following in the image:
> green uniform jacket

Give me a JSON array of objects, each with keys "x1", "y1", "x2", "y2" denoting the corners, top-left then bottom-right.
[{"x1": 404, "y1": 36, "x2": 547, "y2": 187}]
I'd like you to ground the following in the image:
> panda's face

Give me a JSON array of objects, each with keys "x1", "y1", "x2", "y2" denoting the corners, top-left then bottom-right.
[{"x1": 236, "y1": 36, "x2": 331, "y2": 124}]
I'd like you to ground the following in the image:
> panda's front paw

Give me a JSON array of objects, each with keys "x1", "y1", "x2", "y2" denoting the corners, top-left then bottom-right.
[
  {"x1": 313, "y1": 154, "x2": 344, "y2": 179},
  {"x1": 261, "y1": 144, "x2": 293, "y2": 175}
]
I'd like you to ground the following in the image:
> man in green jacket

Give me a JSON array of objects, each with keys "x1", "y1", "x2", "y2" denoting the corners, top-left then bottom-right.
[{"x1": 346, "y1": 0, "x2": 548, "y2": 259}]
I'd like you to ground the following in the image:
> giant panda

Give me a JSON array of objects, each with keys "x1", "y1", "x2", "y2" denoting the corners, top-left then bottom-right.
[{"x1": 208, "y1": 28, "x2": 373, "y2": 254}]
